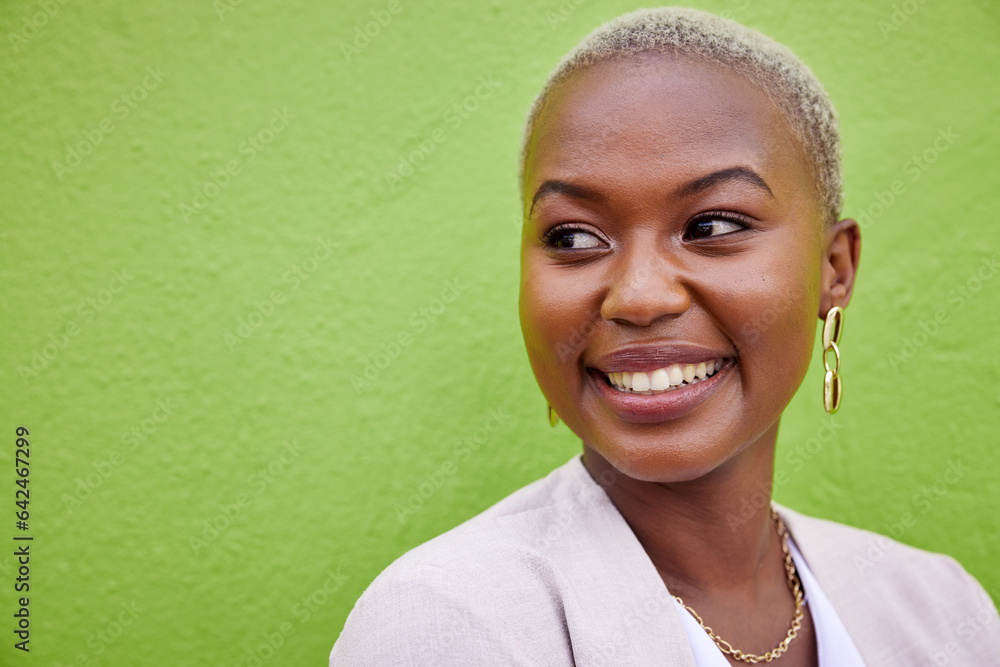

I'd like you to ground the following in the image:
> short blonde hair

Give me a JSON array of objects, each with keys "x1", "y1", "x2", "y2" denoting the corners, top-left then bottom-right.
[{"x1": 519, "y1": 6, "x2": 842, "y2": 224}]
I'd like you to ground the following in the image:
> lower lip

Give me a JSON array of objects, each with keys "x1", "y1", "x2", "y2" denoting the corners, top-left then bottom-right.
[{"x1": 587, "y1": 360, "x2": 734, "y2": 424}]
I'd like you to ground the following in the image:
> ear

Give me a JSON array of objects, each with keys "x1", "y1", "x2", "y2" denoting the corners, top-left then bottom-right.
[{"x1": 818, "y1": 218, "x2": 861, "y2": 318}]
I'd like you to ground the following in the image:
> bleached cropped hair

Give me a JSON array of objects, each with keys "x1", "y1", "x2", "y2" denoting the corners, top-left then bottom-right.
[{"x1": 519, "y1": 7, "x2": 843, "y2": 224}]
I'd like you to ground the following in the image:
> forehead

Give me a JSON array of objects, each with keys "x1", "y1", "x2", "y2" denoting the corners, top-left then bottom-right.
[{"x1": 525, "y1": 55, "x2": 812, "y2": 209}]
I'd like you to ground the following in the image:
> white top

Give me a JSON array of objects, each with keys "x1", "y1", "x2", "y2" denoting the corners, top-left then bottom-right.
[
  {"x1": 674, "y1": 534, "x2": 867, "y2": 666},
  {"x1": 330, "y1": 453, "x2": 1000, "y2": 666}
]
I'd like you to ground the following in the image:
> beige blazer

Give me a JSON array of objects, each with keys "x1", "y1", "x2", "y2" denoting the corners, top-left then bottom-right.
[{"x1": 330, "y1": 453, "x2": 1000, "y2": 666}]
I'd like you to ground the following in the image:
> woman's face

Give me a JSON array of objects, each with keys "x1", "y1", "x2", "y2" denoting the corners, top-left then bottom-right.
[{"x1": 520, "y1": 55, "x2": 831, "y2": 483}]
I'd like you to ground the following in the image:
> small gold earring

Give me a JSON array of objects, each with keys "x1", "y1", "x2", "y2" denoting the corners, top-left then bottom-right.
[
  {"x1": 547, "y1": 404, "x2": 560, "y2": 427},
  {"x1": 822, "y1": 306, "x2": 844, "y2": 414}
]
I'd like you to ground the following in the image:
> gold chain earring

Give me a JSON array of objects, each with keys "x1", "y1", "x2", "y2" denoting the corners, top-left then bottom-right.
[
  {"x1": 547, "y1": 404, "x2": 560, "y2": 427},
  {"x1": 822, "y1": 306, "x2": 844, "y2": 414}
]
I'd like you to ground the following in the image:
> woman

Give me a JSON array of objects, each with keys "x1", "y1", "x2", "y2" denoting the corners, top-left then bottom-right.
[{"x1": 330, "y1": 7, "x2": 999, "y2": 665}]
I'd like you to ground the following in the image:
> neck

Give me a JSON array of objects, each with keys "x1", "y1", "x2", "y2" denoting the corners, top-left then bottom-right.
[{"x1": 581, "y1": 422, "x2": 782, "y2": 594}]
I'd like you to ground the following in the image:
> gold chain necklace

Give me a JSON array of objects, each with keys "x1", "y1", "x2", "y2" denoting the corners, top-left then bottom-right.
[{"x1": 671, "y1": 505, "x2": 805, "y2": 664}]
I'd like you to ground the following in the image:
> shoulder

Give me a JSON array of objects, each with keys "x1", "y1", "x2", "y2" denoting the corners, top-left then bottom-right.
[
  {"x1": 776, "y1": 501, "x2": 985, "y2": 588},
  {"x1": 386, "y1": 452, "x2": 608, "y2": 580},
  {"x1": 775, "y1": 502, "x2": 1000, "y2": 659},
  {"x1": 330, "y1": 455, "x2": 597, "y2": 666}
]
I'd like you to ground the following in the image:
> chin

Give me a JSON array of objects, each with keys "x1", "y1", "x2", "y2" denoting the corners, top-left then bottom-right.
[{"x1": 587, "y1": 431, "x2": 739, "y2": 484}]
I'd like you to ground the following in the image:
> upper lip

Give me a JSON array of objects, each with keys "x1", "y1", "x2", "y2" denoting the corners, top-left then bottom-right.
[{"x1": 589, "y1": 343, "x2": 733, "y2": 373}]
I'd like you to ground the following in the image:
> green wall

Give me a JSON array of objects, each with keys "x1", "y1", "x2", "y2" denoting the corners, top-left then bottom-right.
[{"x1": 1, "y1": 0, "x2": 997, "y2": 664}]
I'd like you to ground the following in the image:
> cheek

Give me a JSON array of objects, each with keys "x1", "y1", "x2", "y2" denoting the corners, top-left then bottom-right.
[
  {"x1": 723, "y1": 245, "x2": 820, "y2": 407},
  {"x1": 519, "y1": 263, "x2": 598, "y2": 398}
]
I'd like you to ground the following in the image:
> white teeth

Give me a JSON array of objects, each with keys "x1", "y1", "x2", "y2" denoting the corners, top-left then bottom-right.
[
  {"x1": 650, "y1": 368, "x2": 669, "y2": 390},
  {"x1": 632, "y1": 372, "x2": 651, "y2": 391},
  {"x1": 682, "y1": 364, "x2": 696, "y2": 383},
  {"x1": 605, "y1": 358, "x2": 727, "y2": 394}
]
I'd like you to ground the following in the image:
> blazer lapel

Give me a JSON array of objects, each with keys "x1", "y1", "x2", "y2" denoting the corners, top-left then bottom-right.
[
  {"x1": 566, "y1": 455, "x2": 699, "y2": 666},
  {"x1": 773, "y1": 501, "x2": 902, "y2": 666}
]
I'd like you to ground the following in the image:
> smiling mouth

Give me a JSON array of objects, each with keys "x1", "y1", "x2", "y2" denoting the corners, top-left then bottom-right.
[{"x1": 601, "y1": 358, "x2": 728, "y2": 395}]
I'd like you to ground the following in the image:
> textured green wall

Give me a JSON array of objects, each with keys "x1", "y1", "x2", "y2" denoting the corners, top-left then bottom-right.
[{"x1": 1, "y1": 0, "x2": 997, "y2": 664}]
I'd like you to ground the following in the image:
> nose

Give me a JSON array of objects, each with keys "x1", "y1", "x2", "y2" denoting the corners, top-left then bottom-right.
[{"x1": 600, "y1": 245, "x2": 691, "y2": 327}]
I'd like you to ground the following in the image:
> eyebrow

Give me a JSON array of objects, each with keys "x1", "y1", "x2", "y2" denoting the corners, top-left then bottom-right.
[
  {"x1": 675, "y1": 166, "x2": 774, "y2": 200},
  {"x1": 529, "y1": 179, "x2": 604, "y2": 217},
  {"x1": 528, "y1": 166, "x2": 773, "y2": 216}
]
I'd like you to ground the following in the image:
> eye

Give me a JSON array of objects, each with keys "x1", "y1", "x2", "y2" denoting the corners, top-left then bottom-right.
[
  {"x1": 685, "y1": 212, "x2": 752, "y2": 240},
  {"x1": 542, "y1": 225, "x2": 605, "y2": 250}
]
